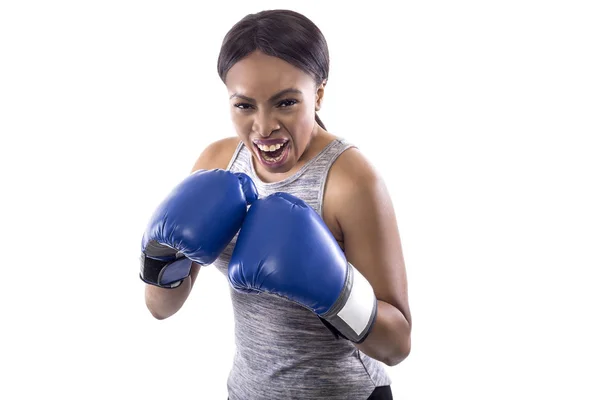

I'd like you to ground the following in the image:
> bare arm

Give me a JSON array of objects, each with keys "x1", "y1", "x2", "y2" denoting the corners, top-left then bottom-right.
[
  {"x1": 145, "y1": 264, "x2": 201, "y2": 319},
  {"x1": 144, "y1": 137, "x2": 240, "y2": 319},
  {"x1": 325, "y1": 148, "x2": 412, "y2": 366}
]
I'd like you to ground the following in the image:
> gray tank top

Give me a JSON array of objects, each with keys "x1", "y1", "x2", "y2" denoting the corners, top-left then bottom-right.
[{"x1": 213, "y1": 138, "x2": 391, "y2": 400}]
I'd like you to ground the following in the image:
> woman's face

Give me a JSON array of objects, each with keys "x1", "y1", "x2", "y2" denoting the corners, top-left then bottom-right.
[{"x1": 225, "y1": 51, "x2": 324, "y2": 174}]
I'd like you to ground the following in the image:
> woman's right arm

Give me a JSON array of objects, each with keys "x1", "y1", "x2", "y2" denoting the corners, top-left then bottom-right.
[{"x1": 144, "y1": 137, "x2": 240, "y2": 320}]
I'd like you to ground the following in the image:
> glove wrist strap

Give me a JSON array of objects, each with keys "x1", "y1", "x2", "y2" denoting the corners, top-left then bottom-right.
[
  {"x1": 140, "y1": 254, "x2": 189, "y2": 289},
  {"x1": 320, "y1": 263, "x2": 378, "y2": 343}
]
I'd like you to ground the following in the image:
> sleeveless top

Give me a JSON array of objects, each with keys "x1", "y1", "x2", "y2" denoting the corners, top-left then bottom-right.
[{"x1": 213, "y1": 138, "x2": 392, "y2": 400}]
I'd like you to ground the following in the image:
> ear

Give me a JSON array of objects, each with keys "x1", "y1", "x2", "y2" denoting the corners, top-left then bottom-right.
[{"x1": 315, "y1": 79, "x2": 327, "y2": 111}]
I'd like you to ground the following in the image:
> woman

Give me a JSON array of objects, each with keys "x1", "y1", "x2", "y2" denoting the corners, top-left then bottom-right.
[{"x1": 142, "y1": 9, "x2": 411, "y2": 400}]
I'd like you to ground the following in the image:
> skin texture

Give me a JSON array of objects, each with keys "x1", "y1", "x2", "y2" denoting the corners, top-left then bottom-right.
[
  {"x1": 225, "y1": 51, "x2": 329, "y2": 183},
  {"x1": 146, "y1": 50, "x2": 412, "y2": 366}
]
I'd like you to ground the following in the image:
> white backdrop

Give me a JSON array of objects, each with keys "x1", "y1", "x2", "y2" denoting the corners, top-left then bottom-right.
[{"x1": 1, "y1": 1, "x2": 599, "y2": 399}]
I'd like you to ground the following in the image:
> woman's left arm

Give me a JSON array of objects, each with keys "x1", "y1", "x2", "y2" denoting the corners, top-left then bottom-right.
[{"x1": 325, "y1": 149, "x2": 412, "y2": 366}]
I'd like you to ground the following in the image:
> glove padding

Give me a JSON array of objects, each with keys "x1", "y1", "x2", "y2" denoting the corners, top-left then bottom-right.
[
  {"x1": 228, "y1": 192, "x2": 377, "y2": 343},
  {"x1": 141, "y1": 169, "x2": 257, "y2": 288}
]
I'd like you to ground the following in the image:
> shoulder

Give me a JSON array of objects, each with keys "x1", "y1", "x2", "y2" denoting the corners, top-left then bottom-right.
[
  {"x1": 190, "y1": 136, "x2": 241, "y2": 173},
  {"x1": 322, "y1": 145, "x2": 387, "y2": 243},
  {"x1": 324, "y1": 146, "x2": 384, "y2": 214}
]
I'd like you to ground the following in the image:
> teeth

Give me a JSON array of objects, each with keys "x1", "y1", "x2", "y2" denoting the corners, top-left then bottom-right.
[
  {"x1": 262, "y1": 150, "x2": 286, "y2": 163},
  {"x1": 257, "y1": 142, "x2": 285, "y2": 152}
]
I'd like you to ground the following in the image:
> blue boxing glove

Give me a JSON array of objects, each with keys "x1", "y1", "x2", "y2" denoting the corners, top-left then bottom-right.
[
  {"x1": 140, "y1": 169, "x2": 257, "y2": 288},
  {"x1": 228, "y1": 192, "x2": 377, "y2": 343}
]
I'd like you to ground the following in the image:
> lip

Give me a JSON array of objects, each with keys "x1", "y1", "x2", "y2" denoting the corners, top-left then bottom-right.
[
  {"x1": 253, "y1": 140, "x2": 291, "y2": 169},
  {"x1": 252, "y1": 138, "x2": 289, "y2": 146}
]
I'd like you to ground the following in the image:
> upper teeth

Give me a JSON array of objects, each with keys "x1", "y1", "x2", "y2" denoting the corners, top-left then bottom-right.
[{"x1": 257, "y1": 143, "x2": 285, "y2": 152}]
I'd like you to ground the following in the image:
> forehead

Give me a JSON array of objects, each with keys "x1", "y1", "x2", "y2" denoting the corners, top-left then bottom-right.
[{"x1": 225, "y1": 51, "x2": 314, "y2": 97}]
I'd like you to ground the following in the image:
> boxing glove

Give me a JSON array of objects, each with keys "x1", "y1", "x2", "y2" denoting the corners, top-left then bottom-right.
[
  {"x1": 228, "y1": 192, "x2": 377, "y2": 343},
  {"x1": 140, "y1": 169, "x2": 257, "y2": 288}
]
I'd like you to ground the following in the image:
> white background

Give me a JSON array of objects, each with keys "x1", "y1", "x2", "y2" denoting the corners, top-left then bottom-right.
[{"x1": 1, "y1": 1, "x2": 599, "y2": 399}]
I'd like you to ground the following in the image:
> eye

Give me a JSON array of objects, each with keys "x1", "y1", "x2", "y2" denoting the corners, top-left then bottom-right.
[
  {"x1": 233, "y1": 103, "x2": 253, "y2": 110},
  {"x1": 278, "y1": 99, "x2": 298, "y2": 108}
]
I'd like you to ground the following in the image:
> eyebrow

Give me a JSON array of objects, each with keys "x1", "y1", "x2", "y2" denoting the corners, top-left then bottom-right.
[{"x1": 229, "y1": 88, "x2": 303, "y2": 103}]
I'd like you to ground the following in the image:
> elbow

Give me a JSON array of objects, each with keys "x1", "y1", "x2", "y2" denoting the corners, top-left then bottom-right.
[
  {"x1": 384, "y1": 346, "x2": 410, "y2": 367},
  {"x1": 384, "y1": 333, "x2": 411, "y2": 367},
  {"x1": 148, "y1": 308, "x2": 169, "y2": 320},
  {"x1": 145, "y1": 299, "x2": 172, "y2": 320}
]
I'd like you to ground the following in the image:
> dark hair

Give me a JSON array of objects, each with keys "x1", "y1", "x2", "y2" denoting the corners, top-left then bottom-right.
[{"x1": 217, "y1": 9, "x2": 329, "y2": 130}]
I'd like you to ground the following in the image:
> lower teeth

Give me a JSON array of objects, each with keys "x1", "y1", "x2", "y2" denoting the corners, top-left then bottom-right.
[
  {"x1": 263, "y1": 151, "x2": 284, "y2": 163},
  {"x1": 261, "y1": 145, "x2": 287, "y2": 163}
]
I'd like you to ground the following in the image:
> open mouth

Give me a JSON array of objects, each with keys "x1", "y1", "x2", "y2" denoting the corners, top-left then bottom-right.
[{"x1": 253, "y1": 141, "x2": 290, "y2": 166}]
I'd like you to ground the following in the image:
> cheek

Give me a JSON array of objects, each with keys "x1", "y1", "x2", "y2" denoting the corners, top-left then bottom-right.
[
  {"x1": 229, "y1": 104, "x2": 315, "y2": 139},
  {"x1": 286, "y1": 109, "x2": 316, "y2": 155},
  {"x1": 285, "y1": 103, "x2": 314, "y2": 129}
]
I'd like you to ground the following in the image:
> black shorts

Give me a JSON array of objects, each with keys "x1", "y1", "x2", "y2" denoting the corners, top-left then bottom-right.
[{"x1": 367, "y1": 385, "x2": 393, "y2": 400}]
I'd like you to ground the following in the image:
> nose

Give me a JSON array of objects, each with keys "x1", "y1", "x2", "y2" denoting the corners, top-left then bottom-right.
[{"x1": 253, "y1": 110, "x2": 280, "y2": 137}]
